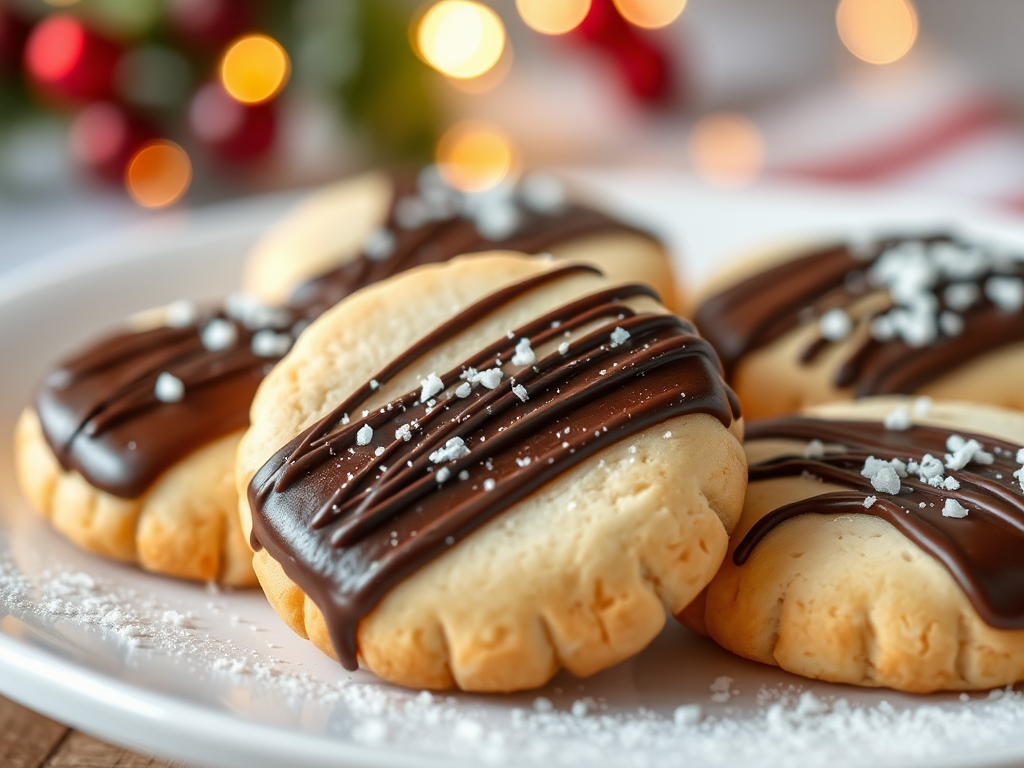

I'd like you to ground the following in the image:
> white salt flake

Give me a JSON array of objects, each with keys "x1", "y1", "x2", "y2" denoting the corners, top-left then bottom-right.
[
  {"x1": 883, "y1": 406, "x2": 911, "y2": 431},
  {"x1": 395, "y1": 424, "x2": 412, "y2": 442},
  {"x1": 918, "y1": 454, "x2": 944, "y2": 481},
  {"x1": 533, "y1": 697, "x2": 553, "y2": 713},
  {"x1": 356, "y1": 424, "x2": 373, "y2": 446},
  {"x1": 804, "y1": 439, "x2": 825, "y2": 459},
  {"x1": 609, "y1": 327, "x2": 631, "y2": 347},
  {"x1": 374, "y1": 446, "x2": 385, "y2": 457},
  {"x1": 165, "y1": 299, "x2": 197, "y2": 327},
  {"x1": 200, "y1": 318, "x2": 238, "y2": 351},
  {"x1": 435, "y1": 467, "x2": 451, "y2": 484},
  {"x1": 913, "y1": 397, "x2": 933, "y2": 417},
  {"x1": 511, "y1": 338, "x2": 536, "y2": 366},
  {"x1": 673, "y1": 704, "x2": 702, "y2": 726},
  {"x1": 429, "y1": 436, "x2": 470, "y2": 463},
  {"x1": 663, "y1": 431, "x2": 673, "y2": 439},
  {"x1": 512, "y1": 384, "x2": 529, "y2": 402},
  {"x1": 473, "y1": 368, "x2": 503, "y2": 389},
  {"x1": 483, "y1": 478, "x2": 496, "y2": 492},
  {"x1": 943, "y1": 476, "x2": 961, "y2": 491},
  {"x1": 942, "y1": 499, "x2": 969, "y2": 519},
  {"x1": 154, "y1": 372, "x2": 184, "y2": 403},
  {"x1": 985, "y1": 275, "x2": 1024, "y2": 311},
  {"x1": 420, "y1": 373, "x2": 444, "y2": 401},
  {"x1": 558, "y1": 341, "x2": 570, "y2": 356},
  {"x1": 819, "y1": 308, "x2": 853, "y2": 341},
  {"x1": 944, "y1": 282, "x2": 980, "y2": 311},
  {"x1": 571, "y1": 700, "x2": 589, "y2": 718},
  {"x1": 515, "y1": 457, "x2": 532, "y2": 467},
  {"x1": 455, "y1": 382, "x2": 472, "y2": 398},
  {"x1": 457, "y1": 470, "x2": 469, "y2": 481},
  {"x1": 871, "y1": 466, "x2": 901, "y2": 495},
  {"x1": 938, "y1": 311, "x2": 964, "y2": 337},
  {"x1": 363, "y1": 228, "x2": 396, "y2": 261},
  {"x1": 251, "y1": 329, "x2": 291, "y2": 358},
  {"x1": 863, "y1": 495, "x2": 877, "y2": 509}
]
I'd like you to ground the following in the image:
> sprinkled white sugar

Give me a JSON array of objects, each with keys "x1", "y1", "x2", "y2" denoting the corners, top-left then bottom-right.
[
  {"x1": 985, "y1": 275, "x2": 1024, "y2": 311},
  {"x1": 200, "y1": 318, "x2": 238, "y2": 351},
  {"x1": 154, "y1": 372, "x2": 184, "y2": 403},
  {"x1": 558, "y1": 341, "x2": 570, "y2": 356},
  {"x1": 883, "y1": 406, "x2": 911, "y2": 431},
  {"x1": 483, "y1": 478, "x2": 496, "y2": 492},
  {"x1": 804, "y1": 439, "x2": 825, "y2": 459},
  {"x1": 511, "y1": 338, "x2": 536, "y2": 366},
  {"x1": 363, "y1": 227, "x2": 396, "y2": 261},
  {"x1": 473, "y1": 368, "x2": 503, "y2": 389},
  {"x1": 609, "y1": 327, "x2": 631, "y2": 348},
  {"x1": 435, "y1": 467, "x2": 451, "y2": 484},
  {"x1": 251, "y1": 330, "x2": 291, "y2": 358},
  {"x1": 819, "y1": 308, "x2": 852, "y2": 341},
  {"x1": 863, "y1": 495, "x2": 877, "y2": 508},
  {"x1": 356, "y1": 424, "x2": 373, "y2": 446},
  {"x1": 942, "y1": 499, "x2": 969, "y2": 519},
  {"x1": 429, "y1": 436, "x2": 469, "y2": 463},
  {"x1": 165, "y1": 299, "x2": 197, "y2": 327},
  {"x1": 419, "y1": 373, "x2": 444, "y2": 401},
  {"x1": 513, "y1": 384, "x2": 529, "y2": 402},
  {"x1": 395, "y1": 424, "x2": 412, "y2": 442}
]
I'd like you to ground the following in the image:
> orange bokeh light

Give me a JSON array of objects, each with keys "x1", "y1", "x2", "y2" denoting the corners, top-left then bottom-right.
[
  {"x1": 836, "y1": 0, "x2": 918, "y2": 65},
  {"x1": 516, "y1": 0, "x2": 591, "y2": 35},
  {"x1": 125, "y1": 140, "x2": 192, "y2": 208},
  {"x1": 613, "y1": 0, "x2": 687, "y2": 29},
  {"x1": 417, "y1": 0, "x2": 506, "y2": 80},
  {"x1": 220, "y1": 34, "x2": 290, "y2": 104},
  {"x1": 435, "y1": 121, "x2": 517, "y2": 193},
  {"x1": 687, "y1": 113, "x2": 764, "y2": 188}
]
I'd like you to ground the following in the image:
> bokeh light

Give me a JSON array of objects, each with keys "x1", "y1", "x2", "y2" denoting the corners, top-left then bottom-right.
[
  {"x1": 220, "y1": 34, "x2": 290, "y2": 104},
  {"x1": 436, "y1": 121, "x2": 517, "y2": 193},
  {"x1": 687, "y1": 112, "x2": 765, "y2": 187},
  {"x1": 417, "y1": 0, "x2": 506, "y2": 80},
  {"x1": 613, "y1": 0, "x2": 687, "y2": 29},
  {"x1": 836, "y1": 0, "x2": 918, "y2": 65},
  {"x1": 24, "y1": 15, "x2": 84, "y2": 84},
  {"x1": 516, "y1": 0, "x2": 591, "y2": 35},
  {"x1": 125, "y1": 140, "x2": 192, "y2": 208}
]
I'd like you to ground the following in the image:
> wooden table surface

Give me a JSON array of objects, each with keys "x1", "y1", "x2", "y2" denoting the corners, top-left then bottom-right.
[{"x1": 1, "y1": 695, "x2": 190, "y2": 768}]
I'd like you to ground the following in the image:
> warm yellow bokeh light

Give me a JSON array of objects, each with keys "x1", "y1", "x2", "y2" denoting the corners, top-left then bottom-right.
[
  {"x1": 126, "y1": 140, "x2": 192, "y2": 208},
  {"x1": 436, "y1": 121, "x2": 517, "y2": 193},
  {"x1": 516, "y1": 0, "x2": 591, "y2": 35},
  {"x1": 836, "y1": 0, "x2": 918, "y2": 65},
  {"x1": 220, "y1": 34, "x2": 290, "y2": 104},
  {"x1": 687, "y1": 113, "x2": 764, "y2": 188},
  {"x1": 417, "y1": 0, "x2": 506, "y2": 80},
  {"x1": 613, "y1": 0, "x2": 687, "y2": 29}
]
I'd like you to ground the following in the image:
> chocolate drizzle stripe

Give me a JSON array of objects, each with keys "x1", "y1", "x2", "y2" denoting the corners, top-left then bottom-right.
[
  {"x1": 36, "y1": 173, "x2": 649, "y2": 499},
  {"x1": 694, "y1": 234, "x2": 1024, "y2": 397},
  {"x1": 248, "y1": 267, "x2": 738, "y2": 670},
  {"x1": 735, "y1": 416, "x2": 1024, "y2": 630}
]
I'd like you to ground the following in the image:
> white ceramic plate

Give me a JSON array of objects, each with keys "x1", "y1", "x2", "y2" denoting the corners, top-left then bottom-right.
[{"x1": 3, "y1": 173, "x2": 1024, "y2": 768}]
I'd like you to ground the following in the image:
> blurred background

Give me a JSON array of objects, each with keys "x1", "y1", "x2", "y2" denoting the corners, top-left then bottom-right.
[{"x1": 2, "y1": 0, "x2": 1024, "y2": 266}]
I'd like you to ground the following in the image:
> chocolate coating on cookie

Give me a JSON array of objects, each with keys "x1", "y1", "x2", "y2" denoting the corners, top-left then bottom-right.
[
  {"x1": 736, "y1": 416, "x2": 1024, "y2": 630},
  {"x1": 695, "y1": 233, "x2": 1024, "y2": 395},
  {"x1": 247, "y1": 264, "x2": 739, "y2": 670},
  {"x1": 36, "y1": 171, "x2": 649, "y2": 499}
]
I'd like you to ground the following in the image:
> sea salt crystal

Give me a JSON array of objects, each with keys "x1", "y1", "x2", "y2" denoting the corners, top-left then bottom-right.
[
  {"x1": 251, "y1": 330, "x2": 291, "y2": 358},
  {"x1": 511, "y1": 338, "x2": 536, "y2": 366},
  {"x1": 201, "y1": 318, "x2": 237, "y2": 351},
  {"x1": 863, "y1": 496, "x2": 877, "y2": 509},
  {"x1": 673, "y1": 705, "x2": 702, "y2": 726},
  {"x1": 609, "y1": 327, "x2": 631, "y2": 347},
  {"x1": 455, "y1": 382, "x2": 472, "y2": 398},
  {"x1": 429, "y1": 436, "x2": 470, "y2": 463},
  {"x1": 395, "y1": 424, "x2": 412, "y2": 442},
  {"x1": 913, "y1": 397, "x2": 933, "y2": 417},
  {"x1": 819, "y1": 308, "x2": 853, "y2": 341},
  {"x1": 558, "y1": 341, "x2": 570, "y2": 356},
  {"x1": 473, "y1": 368, "x2": 503, "y2": 389},
  {"x1": 985, "y1": 275, "x2": 1024, "y2": 311},
  {"x1": 942, "y1": 499, "x2": 969, "y2": 519},
  {"x1": 943, "y1": 282, "x2": 980, "y2": 311},
  {"x1": 804, "y1": 439, "x2": 825, "y2": 459},
  {"x1": 165, "y1": 300, "x2": 197, "y2": 327},
  {"x1": 420, "y1": 373, "x2": 444, "y2": 401},
  {"x1": 871, "y1": 467, "x2": 901, "y2": 495},
  {"x1": 883, "y1": 406, "x2": 911, "y2": 431},
  {"x1": 512, "y1": 384, "x2": 529, "y2": 402},
  {"x1": 363, "y1": 228, "x2": 396, "y2": 261},
  {"x1": 356, "y1": 424, "x2": 373, "y2": 446},
  {"x1": 435, "y1": 467, "x2": 451, "y2": 484},
  {"x1": 938, "y1": 311, "x2": 964, "y2": 337},
  {"x1": 154, "y1": 372, "x2": 184, "y2": 403},
  {"x1": 515, "y1": 457, "x2": 532, "y2": 467}
]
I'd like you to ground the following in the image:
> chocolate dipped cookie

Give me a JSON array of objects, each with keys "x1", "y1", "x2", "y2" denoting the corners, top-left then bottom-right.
[
  {"x1": 681, "y1": 397, "x2": 1024, "y2": 692},
  {"x1": 237, "y1": 253, "x2": 745, "y2": 692},
  {"x1": 693, "y1": 234, "x2": 1024, "y2": 419},
  {"x1": 15, "y1": 168, "x2": 672, "y2": 586}
]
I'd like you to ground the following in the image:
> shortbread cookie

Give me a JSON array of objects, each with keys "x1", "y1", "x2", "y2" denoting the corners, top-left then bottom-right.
[
  {"x1": 682, "y1": 397, "x2": 1024, "y2": 692},
  {"x1": 16, "y1": 168, "x2": 670, "y2": 586},
  {"x1": 693, "y1": 233, "x2": 1024, "y2": 419},
  {"x1": 237, "y1": 253, "x2": 744, "y2": 692},
  {"x1": 243, "y1": 166, "x2": 679, "y2": 311}
]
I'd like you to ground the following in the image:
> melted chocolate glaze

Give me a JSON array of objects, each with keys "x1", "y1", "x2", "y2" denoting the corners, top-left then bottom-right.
[
  {"x1": 694, "y1": 234, "x2": 1024, "y2": 395},
  {"x1": 248, "y1": 265, "x2": 739, "y2": 670},
  {"x1": 36, "y1": 174, "x2": 649, "y2": 499},
  {"x1": 735, "y1": 417, "x2": 1024, "y2": 630}
]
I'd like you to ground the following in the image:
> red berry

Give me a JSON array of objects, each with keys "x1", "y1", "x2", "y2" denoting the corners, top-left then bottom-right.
[
  {"x1": 189, "y1": 81, "x2": 275, "y2": 163},
  {"x1": 68, "y1": 102, "x2": 156, "y2": 182},
  {"x1": 24, "y1": 15, "x2": 121, "y2": 104}
]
